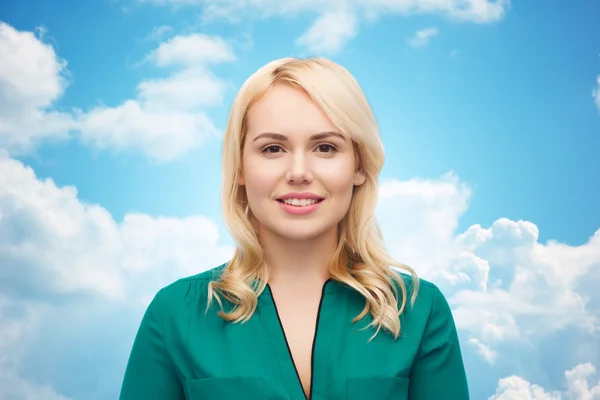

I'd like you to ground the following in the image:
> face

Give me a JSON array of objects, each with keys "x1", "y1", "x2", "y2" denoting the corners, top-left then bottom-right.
[{"x1": 238, "y1": 84, "x2": 366, "y2": 242}]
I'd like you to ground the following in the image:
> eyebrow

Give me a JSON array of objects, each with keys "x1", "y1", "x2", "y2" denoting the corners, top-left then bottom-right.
[{"x1": 252, "y1": 131, "x2": 346, "y2": 142}]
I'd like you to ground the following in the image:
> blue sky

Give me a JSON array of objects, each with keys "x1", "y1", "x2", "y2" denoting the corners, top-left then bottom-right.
[{"x1": 1, "y1": 0, "x2": 599, "y2": 399}]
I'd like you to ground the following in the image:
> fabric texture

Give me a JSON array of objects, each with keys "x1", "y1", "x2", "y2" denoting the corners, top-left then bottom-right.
[{"x1": 119, "y1": 263, "x2": 470, "y2": 400}]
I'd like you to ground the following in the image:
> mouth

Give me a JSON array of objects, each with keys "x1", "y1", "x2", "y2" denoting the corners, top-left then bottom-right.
[{"x1": 275, "y1": 198, "x2": 325, "y2": 207}]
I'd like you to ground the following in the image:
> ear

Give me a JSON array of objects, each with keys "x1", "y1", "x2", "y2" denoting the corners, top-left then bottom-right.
[
  {"x1": 236, "y1": 169, "x2": 245, "y2": 186},
  {"x1": 353, "y1": 167, "x2": 366, "y2": 186}
]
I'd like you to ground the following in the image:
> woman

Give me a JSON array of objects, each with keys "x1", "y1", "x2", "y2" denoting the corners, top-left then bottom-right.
[{"x1": 119, "y1": 57, "x2": 469, "y2": 400}]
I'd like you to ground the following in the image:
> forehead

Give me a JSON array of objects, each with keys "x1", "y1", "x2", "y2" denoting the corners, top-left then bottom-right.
[{"x1": 245, "y1": 84, "x2": 339, "y2": 139}]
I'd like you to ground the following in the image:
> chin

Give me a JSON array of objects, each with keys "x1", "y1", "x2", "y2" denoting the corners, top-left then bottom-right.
[
  {"x1": 278, "y1": 230, "x2": 324, "y2": 242},
  {"x1": 273, "y1": 221, "x2": 336, "y2": 242}
]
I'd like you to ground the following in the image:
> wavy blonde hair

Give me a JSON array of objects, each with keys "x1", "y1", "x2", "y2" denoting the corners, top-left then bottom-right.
[{"x1": 207, "y1": 57, "x2": 419, "y2": 340}]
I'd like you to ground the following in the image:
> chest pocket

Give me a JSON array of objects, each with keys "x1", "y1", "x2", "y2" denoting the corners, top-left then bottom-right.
[
  {"x1": 346, "y1": 377, "x2": 409, "y2": 400},
  {"x1": 185, "y1": 377, "x2": 267, "y2": 399}
]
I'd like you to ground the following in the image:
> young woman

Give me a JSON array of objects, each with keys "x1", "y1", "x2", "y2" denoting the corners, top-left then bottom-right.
[{"x1": 119, "y1": 57, "x2": 470, "y2": 400}]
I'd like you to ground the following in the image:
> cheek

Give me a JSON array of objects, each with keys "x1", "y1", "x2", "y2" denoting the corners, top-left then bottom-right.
[
  {"x1": 242, "y1": 158, "x2": 281, "y2": 198},
  {"x1": 315, "y1": 159, "x2": 357, "y2": 196}
]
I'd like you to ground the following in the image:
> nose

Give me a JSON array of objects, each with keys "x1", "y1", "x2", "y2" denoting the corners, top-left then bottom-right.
[{"x1": 285, "y1": 152, "x2": 313, "y2": 184}]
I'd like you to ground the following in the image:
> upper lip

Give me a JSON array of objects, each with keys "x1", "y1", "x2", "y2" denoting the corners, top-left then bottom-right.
[{"x1": 276, "y1": 192, "x2": 325, "y2": 201}]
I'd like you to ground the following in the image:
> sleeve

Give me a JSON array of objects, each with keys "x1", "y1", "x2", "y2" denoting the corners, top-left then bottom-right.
[
  {"x1": 119, "y1": 290, "x2": 185, "y2": 400},
  {"x1": 407, "y1": 285, "x2": 470, "y2": 400}
]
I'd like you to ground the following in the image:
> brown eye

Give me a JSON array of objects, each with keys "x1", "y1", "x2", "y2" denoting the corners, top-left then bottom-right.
[
  {"x1": 263, "y1": 145, "x2": 282, "y2": 154},
  {"x1": 317, "y1": 143, "x2": 337, "y2": 153}
]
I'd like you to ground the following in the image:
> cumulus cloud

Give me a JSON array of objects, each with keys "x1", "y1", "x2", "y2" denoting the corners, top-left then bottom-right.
[
  {"x1": 452, "y1": 221, "x2": 600, "y2": 347},
  {"x1": 378, "y1": 172, "x2": 472, "y2": 274},
  {"x1": 0, "y1": 152, "x2": 235, "y2": 398},
  {"x1": 491, "y1": 376, "x2": 561, "y2": 400},
  {"x1": 149, "y1": 33, "x2": 235, "y2": 67},
  {"x1": 377, "y1": 173, "x2": 600, "y2": 365},
  {"x1": 295, "y1": 8, "x2": 358, "y2": 54},
  {"x1": 78, "y1": 33, "x2": 235, "y2": 161},
  {"x1": 76, "y1": 99, "x2": 219, "y2": 161},
  {"x1": 0, "y1": 22, "x2": 234, "y2": 161},
  {"x1": 408, "y1": 27, "x2": 438, "y2": 47},
  {"x1": 0, "y1": 22, "x2": 75, "y2": 153},
  {"x1": 0, "y1": 153, "x2": 234, "y2": 302},
  {"x1": 136, "y1": 0, "x2": 510, "y2": 54},
  {"x1": 489, "y1": 362, "x2": 600, "y2": 399}
]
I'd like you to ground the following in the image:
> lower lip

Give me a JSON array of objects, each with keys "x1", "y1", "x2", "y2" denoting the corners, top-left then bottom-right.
[{"x1": 276, "y1": 200, "x2": 324, "y2": 215}]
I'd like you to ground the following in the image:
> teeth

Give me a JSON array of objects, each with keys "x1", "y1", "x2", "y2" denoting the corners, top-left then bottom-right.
[{"x1": 282, "y1": 198, "x2": 320, "y2": 207}]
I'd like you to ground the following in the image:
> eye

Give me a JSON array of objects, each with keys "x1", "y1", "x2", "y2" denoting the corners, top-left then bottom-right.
[
  {"x1": 316, "y1": 143, "x2": 337, "y2": 153},
  {"x1": 262, "y1": 145, "x2": 283, "y2": 154}
]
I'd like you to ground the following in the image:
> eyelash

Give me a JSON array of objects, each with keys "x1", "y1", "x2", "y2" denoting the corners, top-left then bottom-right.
[{"x1": 261, "y1": 143, "x2": 338, "y2": 154}]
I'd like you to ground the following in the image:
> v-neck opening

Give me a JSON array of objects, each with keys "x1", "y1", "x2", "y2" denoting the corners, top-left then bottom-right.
[{"x1": 265, "y1": 279, "x2": 332, "y2": 400}]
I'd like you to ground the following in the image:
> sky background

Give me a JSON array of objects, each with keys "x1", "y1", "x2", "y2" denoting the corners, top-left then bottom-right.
[{"x1": 1, "y1": 0, "x2": 599, "y2": 399}]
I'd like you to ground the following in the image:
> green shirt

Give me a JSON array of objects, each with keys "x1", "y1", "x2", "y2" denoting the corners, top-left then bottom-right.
[{"x1": 120, "y1": 264, "x2": 469, "y2": 399}]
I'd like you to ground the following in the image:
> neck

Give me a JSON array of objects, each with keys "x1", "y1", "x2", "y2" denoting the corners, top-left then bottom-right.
[{"x1": 258, "y1": 226, "x2": 338, "y2": 290}]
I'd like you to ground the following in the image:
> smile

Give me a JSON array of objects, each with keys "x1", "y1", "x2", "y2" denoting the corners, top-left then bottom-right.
[
  {"x1": 275, "y1": 198, "x2": 324, "y2": 215},
  {"x1": 277, "y1": 198, "x2": 323, "y2": 207}
]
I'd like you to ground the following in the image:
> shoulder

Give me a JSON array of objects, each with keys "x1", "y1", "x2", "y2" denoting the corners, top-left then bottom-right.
[
  {"x1": 395, "y1": 273, "x2": 460, "y2": 354},
  {"x1": 392, "y1": 269, "x2": 455, "y2": 325},
  {"x1": 147, "y1": 263, "x2": 228, "y2": 315},
  {"x1": 161, "y1": 263, "x2": 226, "y2": 295},
  {"x1": 392, "y1": 268, "x2": 444, "y2": 300}
]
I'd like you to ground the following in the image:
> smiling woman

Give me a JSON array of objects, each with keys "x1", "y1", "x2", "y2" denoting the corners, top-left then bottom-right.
[
  {"x1": 119, "y1": 57, "x2": 470, "y2": 400},
  {"x1": 239, "y1": 83, "x2": 365, "y2": 243}
]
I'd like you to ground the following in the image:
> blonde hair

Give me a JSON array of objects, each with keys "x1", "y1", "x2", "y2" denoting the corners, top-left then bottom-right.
[{"x1": 208, "y1": 57, "x2": 419, "y2": 340}]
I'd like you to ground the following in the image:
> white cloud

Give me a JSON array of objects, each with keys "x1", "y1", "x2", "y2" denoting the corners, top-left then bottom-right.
[
  {"x1": 0, "y1": 153, "x2": 234, "y2": 302},
  {"x1": 593, "y1": 75, "x2": 600, "y2": 112},
  {"x1": 352, "y1": 0, "x2": 509, "y2": 23},
  {"x1": 149, "y1": 33, "x2": 236, "y2": 67},
  {"x1": 408, "y1": 27, "x2": 438, "y2": 47},
  {"x1": 0, "y1": 153, "x2": 124, "y2": 300},
  {"x1": 0, "y1": 23, "x2": 65, "y2": 109},
  {"x1": 142, "y1": 0, "x2": 510, "y2": 23},
  {"x1": 377, "y1": 172, "x2": 600, "y2": 364},
  {"x1": 489, "y1": 363, "x2": 600, "y2": 400},
  {"x1": 0, "y1": 22, "x2": 75, "y2": 153},
  {"x1": 0, "y1": 361, "x2": 71, "y2": 400},
  {"x1": 137, "y1": 68, "x2": 230, "y2": 110},
  {"x1": 136, "y1": 0, "x2": 510, "y2": 54},
  {"x1": 436, "y1": 0, "x2": 509, "y2": 23},
  {"x1": 77, "y1": 99, "x2": 219, "y2": 161},
  {"x1": 0, "y1": 22, "x2": 234, "y2": 161},
  {"x1": 378, "y1": 172, "x2": 472, "y2": 275},
  {"x1": 469, "y1": 337, "x2": 497, "y2": 363},
  {"x1": 147, "y1": 24, "x2": 173, "y2": 41},
  {"x1": 0, "y1": 153, "x2": 235, "y2": 398},
  {"x1": 295, "y1": 8, "x2": 358, "y2": 54},
  {"x1": 77, "y1": 33, "x2": 235, "y2": 161},
  {"x1": 490, "y1": 375, "x2": 562, "y2": 400},
  {"x1": 565, "y1": 363, "x2": 600, "y2": 399},
  {"x1": 452, "y1": 220, "x2": 600, "y2": 345}
]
